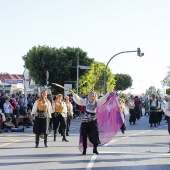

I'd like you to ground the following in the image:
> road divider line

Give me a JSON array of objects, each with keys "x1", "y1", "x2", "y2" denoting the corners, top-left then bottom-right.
[
  {"x1": 86, "y1": 154, "x2": 98, "y2": 170},
  {"x1": 0, "y1": 137, "x2": 34, "y2": 147}
]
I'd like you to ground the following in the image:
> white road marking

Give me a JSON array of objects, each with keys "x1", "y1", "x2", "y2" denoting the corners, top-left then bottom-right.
[
  {"x1": 86, "y1": 154, "x2": 98, "y2": 170},
  {"x1": 132, "y1": 133, "x2": 138, "y2": 136},
  {"x1": 140, "y1": 131, "x2": 145, "y2": 133},
  {"x1": 122, "y1": 136, "x2": 128, "y2": 138},
  {"x1": 86, "y1": 124, "x2": 168, "y2": 169},
  {"x1": 86, "y1": 151, "x2": 170, "y2": 170},
  {"x1": 104, "y1": 140, "x2": 117, "y2": 146}
]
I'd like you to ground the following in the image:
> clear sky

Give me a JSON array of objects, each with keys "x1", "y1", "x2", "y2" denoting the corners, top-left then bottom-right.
[{"x1": 1, "y1": 0, "x2": 170, "y2": 94}]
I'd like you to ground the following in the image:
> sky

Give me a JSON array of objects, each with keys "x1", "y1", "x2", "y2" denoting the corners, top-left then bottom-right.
[{"x1": 1, "y1": 0, "x2": 170, "y2": 94}]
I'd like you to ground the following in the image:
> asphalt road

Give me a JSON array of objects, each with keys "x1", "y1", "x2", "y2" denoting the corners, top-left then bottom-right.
[{"x1": 0, "y1": 110, "x2": 170, "y2": 170}]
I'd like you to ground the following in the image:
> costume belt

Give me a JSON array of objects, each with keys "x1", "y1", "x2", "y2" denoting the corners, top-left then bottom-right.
[
  {"x1": 150, "y1": 106, "x2": 157, "y2": 110},
  {"x1": 67, "y1": 111, "x2": 71, "y2": 116},
  {"x1": 53, "y1": 112, "x2": 61, "y2": 117},
  {"x1": 86, "y1": 111, "x2": 96, "y2": 116},
  {"x1": 37, "y1": 110, "x2": 48, "y2": 118}
]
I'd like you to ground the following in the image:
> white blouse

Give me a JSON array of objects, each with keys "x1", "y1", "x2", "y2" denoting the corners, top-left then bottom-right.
[
  {"x1": 72, "y1": 92, "x2": 110, "y2": 113},
  {"x1": 163, "y1": 102, "x2": 170, "y2": 117},
  {"x1": 31, "y1": 99, "x2": 52, "y2": 118}
]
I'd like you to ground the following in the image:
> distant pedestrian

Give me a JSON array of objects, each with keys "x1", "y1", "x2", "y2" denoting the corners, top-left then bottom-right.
[
  {"x1": 134, "y1": 96, "x2": 142, "y2": 120},
  {"x1": 118, "y1": 98, "x2": 126, "y2": 134},
  {"x1": 128, "y1": 95, "x2": 136, "y2": 125},
  {"x1": 64, "y1": 96, "x2": 73, "y2": 136},
  {"x1": 149, "y1": 95, "x2": 158, "y2": 127},
  {"x1": 163, "y1": 97, "x2": 170, "y2": 134}
]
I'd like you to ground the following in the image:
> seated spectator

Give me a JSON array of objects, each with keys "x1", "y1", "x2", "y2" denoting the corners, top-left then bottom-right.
[
  {"x1": 3, "y1": 117, "x2": 24, "y2": 132},
  {"x1": 13, "y1": 105, "x2": 30, "y2": 128},
  {"x1": 27, "y1": 110, "x2": 34, "y2": 126},
  {"x1": 0, "y1": 109, "x2": 6, "y2": 133},
  {"x1": 12, "y1": 105, "x2": 21, "y2": 127}
]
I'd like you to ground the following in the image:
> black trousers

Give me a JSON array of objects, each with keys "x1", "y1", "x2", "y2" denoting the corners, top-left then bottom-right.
[
  {"x1": 168, "y1": 117, "x2": 170, "y2": 134},
  {"x1": 149, "y1": 112, "x2": 158, "y2": 125},
  {"x1": 81, "y1": 120, "x2": 100, "y2": 149},
  {"x1": 35, "y1": 134, "x2": 48, "y2": 144},
  {"x1": 129, "y1": 109, "x2": 136, "y2": 124},
  {"x1": 66, "y1": 114, "x2": 72, "y2": 133},
  {"x1": 52, "y1": 113, "x2": 67, "y2": 136}
]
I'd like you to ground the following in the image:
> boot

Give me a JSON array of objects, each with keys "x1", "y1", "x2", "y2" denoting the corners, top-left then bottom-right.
[
  {"x1": 62, "y1": 129, "x2": 69, "y2": 142},
  {"x1": 44, "y1": 134, "x2": 48, "y2": 147},
  {"x1": 35, "y1": 134, "x2": 39, "y2": 148},
  {"x1": 93, "y1": 145, "x2": 99, "y2": 155},
  {"x1": 82, "y1": 147, "x2": 87, "y2": 155},
  {"x1": 82, "y1": 136, "x2": 87, "y2": 155},
  {"x1": 54, "y1": 130, "x2": 57, "y2": 141},
  {"x1": 62, "y1": 135, "x2": 69, "y2": 142}
]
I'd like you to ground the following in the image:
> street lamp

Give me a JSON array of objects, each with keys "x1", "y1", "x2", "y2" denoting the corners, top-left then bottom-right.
[
  {"x1": 104, "y1": 48, "x2": 144, "y2": 94},
  {"x1": 76, "y1": 57, "x2": 91, "y2": 94}
]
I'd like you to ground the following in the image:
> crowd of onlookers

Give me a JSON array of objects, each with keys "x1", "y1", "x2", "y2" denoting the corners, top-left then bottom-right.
[
  {"x1": 0, "y1": 93, "x2": 37, "y2": 133},
  {"x1": 0, "y1": 92, "x2": 86, "y2": 133}
]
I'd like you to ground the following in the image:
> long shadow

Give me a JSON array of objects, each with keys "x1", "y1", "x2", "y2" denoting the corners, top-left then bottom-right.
[
  {"x1": 1, "y1": 153, "x2": 170, "y2": 168},
  {"x1": 0, "y1": 153, "x2": 83, "y2": 160},
  {"x1": 0, "y1": 145, "x2": 79, "y2": 149}
]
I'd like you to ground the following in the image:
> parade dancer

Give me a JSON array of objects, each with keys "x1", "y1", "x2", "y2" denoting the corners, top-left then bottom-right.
[
  {"x1": 128, "y1": 95, "x2": 136, "y2": 125},
  {"x1": 68, "y1": 90, "x2": 111, "y2": 155},
  {"x1": 31, "y1": 89, "x2": 52, "y2": 148},
  {"x1": 52, "y1": 83, "x2": 124, "y2": 155},
  {"x1": 53, "y1": 94, "x2": 68, "y2": 142},
  {"x1": 163, "y1": 97, "x2": 170, "y2": 152},
  {"x1": 64, "y1": 96, "x2": 73, "y2": 136},
  {"x1": 149, "y1": 95, "x2": 158, "y2": 127},
  {"x1": 118, "y1": 98, "x2": 126, "y2": 134}
]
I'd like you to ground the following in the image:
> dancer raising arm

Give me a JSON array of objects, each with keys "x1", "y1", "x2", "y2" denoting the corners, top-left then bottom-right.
[{"x1": 67, "y1": 89, "x2": 111, "y2": 155}]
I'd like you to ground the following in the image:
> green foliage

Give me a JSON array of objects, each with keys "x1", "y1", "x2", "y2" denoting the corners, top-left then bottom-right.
[
  {"x1": 162, "y1": 66, "x2": 170, "y2": 87},
  {"x1": 22, "y1": 46, "x2": 93, "y2": 93},
  {"x1": 79, "y1": 61, "x2": 116, "y2": 95},
  {"x1": 166, "y1": 88, "x2": 170, "y2": 95},
  {"x1": 146, "y1": 86, "x2": 157, "y2": 96},
  {"x1": 114, "y1": 73, "x2": 132, "y2": 91}
]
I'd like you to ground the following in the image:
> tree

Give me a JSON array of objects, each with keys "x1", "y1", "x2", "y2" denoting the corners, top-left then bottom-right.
[
  {"x1": 145, "y1": 86, "x2": 157, "y2": 96},
  {"x1": 78, "y1": 61, "x2": 116, "y2": 95},
  {"x1": 166, "y1": 88, "x2": 170, "y2": 95},
  {"x1": 22, "y1": 46, "x2": 94, "y2": 93},
  {"x1": 162, "y1": 66, "x2": 170, "y2": 87},
  {"x1": 114, "y1": 73, "x2": 132, "y2": 91}
]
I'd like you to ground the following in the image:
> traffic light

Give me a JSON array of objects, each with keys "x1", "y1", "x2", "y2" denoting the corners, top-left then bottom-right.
[{"x1": 137, "y1": 48, "x2": 141, "y2": 56}]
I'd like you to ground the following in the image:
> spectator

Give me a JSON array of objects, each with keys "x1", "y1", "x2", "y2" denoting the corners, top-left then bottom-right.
[
  {"x1": 0, "y1": 109, "x2": 6, "y2": 132},
  {"x1": 3, "y1": 117, "x2": 24, "y2": 132},
  {"x1": 0, "y1": 93, "x2": 6, "y2": 112},
  {"x1": 3, "y1": 99, "x2": 13, "y2": 117}
]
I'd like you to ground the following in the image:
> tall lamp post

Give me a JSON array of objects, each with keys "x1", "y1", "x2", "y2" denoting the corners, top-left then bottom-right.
[
  {"x1": 104, "y1": 48, "x2": 144, "y2": 94},
  {"x1": 76, "y1": 57, "x2": 91, "y2": 94}
]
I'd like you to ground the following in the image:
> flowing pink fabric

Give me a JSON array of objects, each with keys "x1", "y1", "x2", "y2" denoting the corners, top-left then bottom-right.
[{"x1": 79, "y1": 92, "x2": 124, "y2": 152}]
